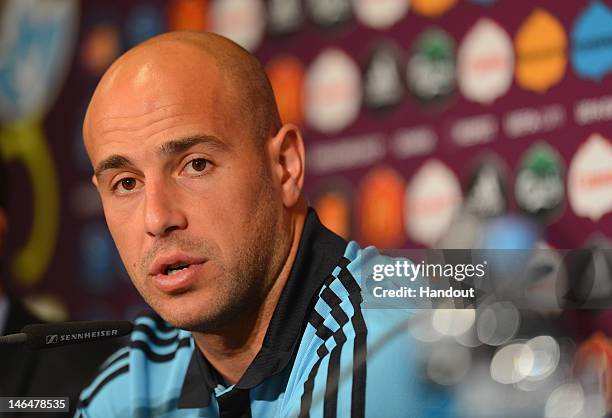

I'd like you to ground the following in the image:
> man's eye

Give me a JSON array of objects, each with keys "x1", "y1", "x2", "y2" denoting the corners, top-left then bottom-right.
[
  {"x1": 185, "y1": 158, "x2": 209, "y2": 174},
  {"x1": 113, "y1": 178, "x2": 137, "y2": 193}
]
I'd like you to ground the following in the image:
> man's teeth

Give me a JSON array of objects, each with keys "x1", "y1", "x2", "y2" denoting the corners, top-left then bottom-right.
[{"x1": 166, "y1": 264, "x2": 189, "y2": 275}]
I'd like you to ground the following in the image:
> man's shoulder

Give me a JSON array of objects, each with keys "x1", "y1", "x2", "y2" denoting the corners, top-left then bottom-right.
[
  {"x1": 283, "y1": 242, "x2": 420, "y2": 417},
  {"x1": 75, "y1": 311, "x2": 194, "y2": 417},
  {"x1": 304, "y1": 240, "x2": 411, "y2": 338},
  {"x1": 313, "y1": 239, "x2": 414, "y2": 324}
]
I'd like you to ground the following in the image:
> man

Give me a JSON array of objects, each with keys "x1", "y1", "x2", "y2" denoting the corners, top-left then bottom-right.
[{"x1": 75, "y1": 32, "x2": 432, "y2": 418}]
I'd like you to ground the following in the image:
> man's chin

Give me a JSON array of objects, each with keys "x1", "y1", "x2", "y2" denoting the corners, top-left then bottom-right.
[{"x1": 154, "y1": 302, "x2": 242, "y2": 333}]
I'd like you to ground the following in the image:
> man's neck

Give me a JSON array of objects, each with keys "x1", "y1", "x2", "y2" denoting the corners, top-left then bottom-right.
[{"x1": 192, "y1": 206, "x2": 307, "y2": 385}]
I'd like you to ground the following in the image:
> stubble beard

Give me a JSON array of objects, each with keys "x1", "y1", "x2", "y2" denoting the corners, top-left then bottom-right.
[
  {"x1": 187, "y1": 203, "x2": 280, "y2": 333},
  {"x1": 135, "y1": 177, "x2": 284, "y2": 333}
]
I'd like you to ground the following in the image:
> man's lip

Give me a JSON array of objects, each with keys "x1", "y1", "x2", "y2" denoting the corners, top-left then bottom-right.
[
  {"x1": 149, "y1": 253, "x2": 208, "y2": 276},
  {"x1": 152, "y1": 262, "x2": 207, "y2": 295}
]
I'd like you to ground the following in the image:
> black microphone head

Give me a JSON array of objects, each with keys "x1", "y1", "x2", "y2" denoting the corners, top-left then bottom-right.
[{"x1": 21, "y1": 320, "x2": 133, "y2": 350}]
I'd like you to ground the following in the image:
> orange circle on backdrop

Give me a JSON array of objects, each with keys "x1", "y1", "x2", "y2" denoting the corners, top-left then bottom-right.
[
  {"x1": 412, "y1": 0, "x2": 458, "y2": 17},
  {"x1": 168, "y1": 0, "x2": 209, "y2": 31},
  {"x1": 514, "y1": 8, "x2": 567, "y2": 93},
  {"x1": 357, "y1": 166, "x2": 406, "y2": 248},
  {"x1": 314, "y1": 191, "x2": 351, "y2": 240},
  {"x1": 81, "y1": 24, "x2": 120, "y2": 75},
  {"x1": 266, "y1": 55, "x2": 305, "y2": 126}
]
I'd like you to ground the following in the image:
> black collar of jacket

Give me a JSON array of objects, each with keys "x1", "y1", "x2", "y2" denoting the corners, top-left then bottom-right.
[{"x1": 178, "y1": 207, "x2": 348, "y2": 409}]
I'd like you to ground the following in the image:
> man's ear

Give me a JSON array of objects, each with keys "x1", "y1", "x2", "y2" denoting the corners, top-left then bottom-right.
[
  {"x1": 91, "y1": 174, "x2": 99, "y2": 189},
  {"x1": 268, "y1": 124, "x2": 305, "y2": 208}
]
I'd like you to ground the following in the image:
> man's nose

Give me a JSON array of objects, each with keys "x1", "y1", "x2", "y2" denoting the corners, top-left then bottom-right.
[{"x1": 143, "y1": 180, "x2": 188, "y2": 237}]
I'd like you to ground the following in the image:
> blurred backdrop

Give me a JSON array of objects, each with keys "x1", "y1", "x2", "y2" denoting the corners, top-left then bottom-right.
[{"x1": 2, "y1": 0, "x2": 612, "y2": 416}]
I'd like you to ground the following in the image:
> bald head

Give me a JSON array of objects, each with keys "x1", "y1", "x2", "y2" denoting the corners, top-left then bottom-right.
[{"x1": 84, "y1": 31, "x2": 281, "y2": 150}]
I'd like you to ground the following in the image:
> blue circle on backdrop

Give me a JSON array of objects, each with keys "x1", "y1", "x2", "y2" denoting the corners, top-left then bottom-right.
[
  {"x1": 571, "y1": 1, "x2": 612, "y2": 81},
  {"x1": 480, "y1": 216, "x2": 539, "y2": 250},
  {"x1": 478, "y1": 215, "x2": 540, "y2": 275},
  {"x1": 79, "y1": 222, "x2": 120, "y2": 293},
  {"x1": 124, "y1": 3, "x2": 166, "y2": 48}
]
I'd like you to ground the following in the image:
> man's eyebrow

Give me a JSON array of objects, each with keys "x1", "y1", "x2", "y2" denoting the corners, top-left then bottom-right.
[
  {"x1": 157, "y1": 135, "x2": 230, "y2": 155},
  {"x1": 94, "y1": 155, "x2": 134, "y2": 178},
  {"x1": 93, "y1": 135, "x2": 229, "y2": 178}
]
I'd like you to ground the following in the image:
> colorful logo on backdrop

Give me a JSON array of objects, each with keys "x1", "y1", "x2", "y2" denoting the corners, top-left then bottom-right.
[
  {"x1": 0, "y1": 0, "x2": 75, "y2": 285},
  {"x1": 168, "y1": 0, "x2": 209, "y2": 31},
  {"x1": 567, "y1": 236, "x2": 612, "y2": 308},
  {"x1": 80, "y1": 23, "x2": 121, "y2": 76},
  {"x1": 0, "y1": 122, "x2": 60, "y2": 285},
  {"x1": 124, "y1": 3, "x2": 165, "y2": 48},
  {"x1": 363, "y1": 41, "x2": 404, "y2": 110},
  {"x1": 405, "y1": 159, "x2": 462, "y2": 246},
  {"x1": 357, "y1": 166, "x2": 405, "y2": 249},
  {"x1": 211, "y1": 0, "x2": 265, "y2": 51},
  {"x1": 266, "y1": 55, "x2": 305, "y2": 125},
  {"x1": 0, "y1": 0, "x2": 78, "y2": 121},
  {"x1": 353, "y1": 0, "x2": 408, "y2": 30},
  {"x1": 523, "y1": 242, "x2": 567, "y2": 310},
  {"x1": 568, "y1": 133, "x2": 612, "y2": 222},
  {"x1": 412, "y1": 0, "x2": 457, "y2": 18},
  {"x1": 458, "y1": 18, "x2": 514, "y2": 104},
  {"x1": 584, "y1": 237, "x2": 612, "y2": 305},
  {"x1": 305, "y1": 0, "x2": 352, "y2": 29},
  {"x1": 464, "y1": 155, "x2": 508, "y2": 218},
  {"x1": 515, "y1": 142, "x2": 565, "y2": 223},
  {"x1": 267, "y1": 0, "x2": 302, "y2": 35},
  {"x1": 305, "y1": 48, "x2": 362, "y2": 133},
  {"x1": 575, "y1": 333, "x2": 612, "y2": 389},
  {"x1": 312, "y1": 181, "x2": 354, "y2": 240},
  {"x1": 571, "y1": 1, "x2": 612, "y2": 82},
  {"x1": 407, "y1": 27, "x2": 456, "y2": 106},
  {"x1": 515, "y1": 8, "x2": 567, "y2": 93}
]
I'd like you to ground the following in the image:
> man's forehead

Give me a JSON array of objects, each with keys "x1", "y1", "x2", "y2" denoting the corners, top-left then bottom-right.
[
  {"x1": 90, "y1": 100, "x2": 208, "y2": 132},
  {"x1": 84, "y1": 44, "x2": 231, "y2": 150},
  {"x1": 91, "y1": 44, "x2": 225, "y2": 110}
]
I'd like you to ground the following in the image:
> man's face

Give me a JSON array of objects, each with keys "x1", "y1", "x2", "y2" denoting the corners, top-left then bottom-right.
[{"x1": 85, "y1": 48, "x2": 283, "y2": 331}]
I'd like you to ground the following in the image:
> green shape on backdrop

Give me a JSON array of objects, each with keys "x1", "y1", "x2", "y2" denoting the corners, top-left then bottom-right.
[
  {"x1": 407, "y1": 27, "x2": 456, "y2": 105},
  {"x1": 514, "y1": 142, "x2": 565, "y2": 223}
]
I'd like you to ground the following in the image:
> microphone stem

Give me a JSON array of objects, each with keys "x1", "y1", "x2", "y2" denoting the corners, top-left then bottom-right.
[{"x1": 0, "y1": 333, "x2": 27, "y2": 344}]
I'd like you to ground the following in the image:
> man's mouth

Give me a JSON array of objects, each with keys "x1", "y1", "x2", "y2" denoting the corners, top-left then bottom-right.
[
  {"x1": 165, "y1": 262, "x2": 191, "y2": 276},
  {"x1": 150, "y1": 253, "x2": 207, "y2": 277},
  {"x1": 153, "y1": 261, "x2": 208, "y2": 294},
  {"x1": 149, "y1": 253, "x2": 208, "y2": 294}
]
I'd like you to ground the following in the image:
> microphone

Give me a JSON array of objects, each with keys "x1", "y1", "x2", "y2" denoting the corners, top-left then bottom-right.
[{"x1": 0, "y1": 320, "x2": 133, "y2": 350}]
